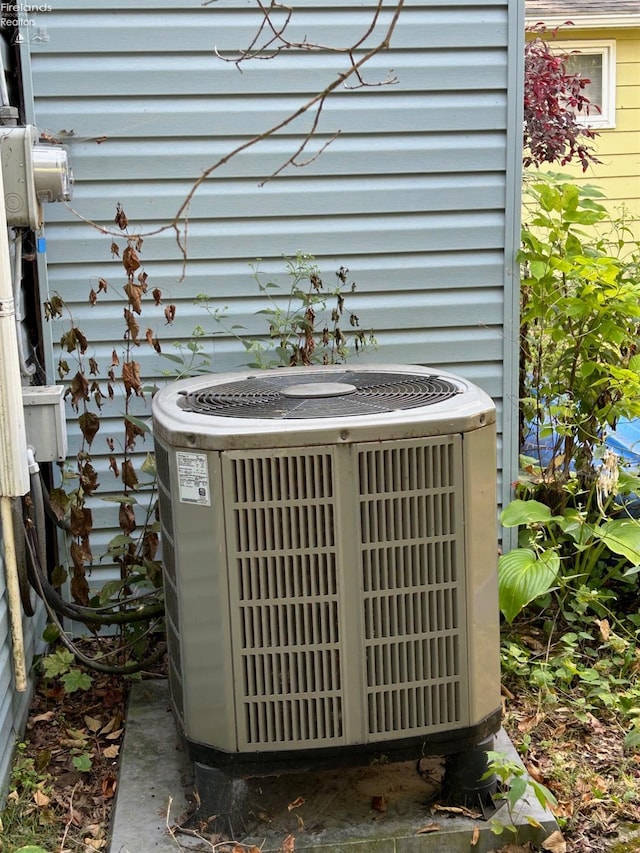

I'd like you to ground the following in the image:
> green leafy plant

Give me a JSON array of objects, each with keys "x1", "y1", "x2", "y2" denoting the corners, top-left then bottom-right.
[
  {"x1": 483, "y1": 750, "x2": 558, "y2": 841},
  {"x1": 498, "y1": 475, "x2": 640, "y2": 625},
  {"x1": 502, "y1": 619, "x2": 640, "y2": 731},
  {"x1": 0, "y1": 744, "x2": 57, "y2": 853},
  {"x1": 41, "y1": 647, "x2": 93, "y2": 694},
  {"x1": 499, "y1": 176, "x2": 640, "y2": 626},
  {"x1": 519, "y1": 175, "x2": 640, "y2": 500},
  {"x1": 198, "y1": 252, "x2": 376, "y2": 369},
  {"x1": 161, "y1": 325, "x2": 212, "y2": 379},
  {"x1": 15, "y1": 847, "x2": 50, "y2": 853}
]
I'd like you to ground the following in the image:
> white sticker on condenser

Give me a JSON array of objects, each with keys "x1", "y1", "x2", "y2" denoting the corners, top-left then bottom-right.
[{"x1": 176, "y1": 451, "x2": 211, "y2": 506}]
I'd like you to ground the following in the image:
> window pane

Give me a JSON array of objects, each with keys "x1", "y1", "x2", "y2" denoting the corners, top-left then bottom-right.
[{"x1": 564, "y1": 53, "x2": 604, "y2": 114}]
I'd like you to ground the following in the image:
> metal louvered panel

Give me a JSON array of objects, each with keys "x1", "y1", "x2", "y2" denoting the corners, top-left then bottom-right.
[
  {"x1": 220, "y1": 435, "x2": 470, "y2": 751},
  {"x1": 358, "y1": 438, "x2": 467, "y2": 737},
  {"x1": 225, "y1": 449, "x2": 344, "y2": 749}
]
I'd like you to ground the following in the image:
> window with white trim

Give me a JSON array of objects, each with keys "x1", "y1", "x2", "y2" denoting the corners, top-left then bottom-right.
[{"x1": 555, "y1": 40, "x2": 616, "y2": 129}]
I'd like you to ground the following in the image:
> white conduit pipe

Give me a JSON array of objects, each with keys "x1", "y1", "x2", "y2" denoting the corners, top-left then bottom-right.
[
  {"x1": 0, "y1": 158, "x2": 30, "y2": 693},
  {"x1": 0, "y1": 499, "x2": 27, "y2": 691}
]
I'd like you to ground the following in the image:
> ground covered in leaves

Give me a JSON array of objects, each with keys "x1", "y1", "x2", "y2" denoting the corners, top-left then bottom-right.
[
  {"x1": 1, "y1": 640, "x2": 639, "y2": 853},
  {"x1": 0, "y1": 666, "x2": 129, "y2": 853},
  {"x1": 501, "y1": 681, "x2": 640, "y2": 853}
]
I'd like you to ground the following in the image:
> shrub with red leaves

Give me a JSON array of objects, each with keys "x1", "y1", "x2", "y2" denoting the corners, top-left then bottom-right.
[{"x1": 524, "y1": 24, "x2": 601, "y2": 172}]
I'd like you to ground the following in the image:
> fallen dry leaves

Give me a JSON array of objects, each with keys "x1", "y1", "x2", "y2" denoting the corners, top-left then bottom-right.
[
  {"x1": 7, "y1": 633, "x2": 639, "y2": 853},
  {"x1": 9, "y1": 664, "x2": 132, "y2": 852},
  {"x1": 503, "y1": 690, "x2": 640, "y2": 852}
]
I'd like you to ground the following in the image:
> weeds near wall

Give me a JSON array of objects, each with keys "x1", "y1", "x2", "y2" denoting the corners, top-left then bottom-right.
[
  {"x1": 499, "y1": 175, "x2": 640, "y2": 752},
  {"x1": 197, "y1": 252, "x2": 376, "y2": 368},
  {"x1": 499, "y1": 175, "x2": 640, "y2": 619},
  {"x1": 38, "y1": 207, "x2": 169, "y2": 671}
]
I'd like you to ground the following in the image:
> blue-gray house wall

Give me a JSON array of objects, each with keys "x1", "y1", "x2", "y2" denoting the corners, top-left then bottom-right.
[
  {"x1": 17, "y1": 0, "x2": 523, "y2": 572},
  {"x1": 0, "y1": 540, "x2": 46, "y2": 801}
]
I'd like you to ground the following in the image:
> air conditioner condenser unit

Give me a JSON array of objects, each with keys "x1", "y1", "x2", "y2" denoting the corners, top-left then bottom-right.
[{"x1": 151, "y1": 364, "x2": 501, "y2": 786}]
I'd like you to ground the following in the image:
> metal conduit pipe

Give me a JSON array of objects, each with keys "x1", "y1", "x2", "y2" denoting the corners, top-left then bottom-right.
[{"x1": 12, "y1": 231, "x2": 37, "y2": 378}]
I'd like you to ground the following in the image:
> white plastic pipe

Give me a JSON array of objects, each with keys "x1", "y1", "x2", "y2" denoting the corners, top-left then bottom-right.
[
  {"x1": 1, "y1": 497, "x2": 27, "y2": 691},
  {"x1": 0, "y1": 148, "x2": 30, "y2": 692}
]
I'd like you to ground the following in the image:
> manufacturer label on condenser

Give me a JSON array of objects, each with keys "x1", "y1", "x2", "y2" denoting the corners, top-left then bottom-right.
[{"x1": 176, "y1": 451, "x2": 211, "y2": 506}]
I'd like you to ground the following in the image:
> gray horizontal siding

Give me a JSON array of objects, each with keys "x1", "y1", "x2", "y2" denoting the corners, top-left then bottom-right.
[
  {"x1": 33, "y1": 49, "x2": 507, "y2": 96},
  {"x1": 33, "y1": 96, "x2": 507, "y2": 141},
  {"x1": 56, "y1": 173, "x2": 506, "y2": 220},
  {"x1": 57, "y1": 135, "x2": 508, "y2": 180},
  {"x1": 28, "y1": 5, "x2": 508, "y2": 54},
  {"x1": 25, "y1": 0, "x2": 522, "y2": 586},
  {"x1": 0, "y1": 547, "x2": 46, "y2": 803}
]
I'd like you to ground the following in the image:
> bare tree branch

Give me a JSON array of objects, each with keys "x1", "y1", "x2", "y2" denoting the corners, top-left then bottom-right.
[{"x1": 66, "y1": 0, "x2": 406, "y2": 275}]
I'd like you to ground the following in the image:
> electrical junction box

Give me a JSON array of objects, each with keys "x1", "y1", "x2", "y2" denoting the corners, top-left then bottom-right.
[
  {"x1": 22, "y1": 385, "x2": 67, "y2": 462},
  {"x1": 0, "y1": 125, "x2": 73, "y2": 229}
]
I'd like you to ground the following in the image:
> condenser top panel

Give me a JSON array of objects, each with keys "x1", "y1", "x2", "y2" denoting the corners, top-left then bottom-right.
[
  {"x1": 177, "y1": 370, "x2": 460, "y2": 420},
  {"x1": 152, "y1": 364, "x2": 496, "y2": 450}
]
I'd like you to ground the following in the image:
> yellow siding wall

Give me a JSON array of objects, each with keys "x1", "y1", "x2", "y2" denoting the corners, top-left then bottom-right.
[{"x1": 534, "y1": 27, "x2": 640, "y2": 240}]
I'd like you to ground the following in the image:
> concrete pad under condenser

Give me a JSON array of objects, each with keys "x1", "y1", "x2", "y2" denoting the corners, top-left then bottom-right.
[
  {"x1": 108, "y1": 680, "x2": 195, "y2": 853},
  {"x1": 109, "y1": 681, "x2": 557, "y2": 853}
]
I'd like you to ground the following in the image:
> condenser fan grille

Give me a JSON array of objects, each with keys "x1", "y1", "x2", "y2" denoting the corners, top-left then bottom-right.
[{"x1": 177, "y1": 370, "x2": 460, "y2": 419}]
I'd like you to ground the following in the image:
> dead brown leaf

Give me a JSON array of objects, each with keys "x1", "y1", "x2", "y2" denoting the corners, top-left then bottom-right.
[
  {"x1": 101, "y1": 776, "x2": 117, "y2": 799},
  {"x1": 518, "y1": 712, "x2": 544, "y2": 733},
  {"x1": 287, "y1": 796, "x2": 305, "y2": 811},
  {"x1": 521, "y1": 633, "x2": 546, "y2": 653},
  {"x1": 371, "y1": 794, "x2": 387, "y2": 813},
  {"x1": 416, "y1": 822, "x2": 441, "y2": 834},
  {"x1": 471, "y1": 824, "x2": 480, "y2": 845},
  {"x1": 105, "y1": 728, "x2": 123, "y2": 741},
  {"x1": 31, "y1": 711, "x2": 56, "y2": 724},
  {"x1": 33, "y1": 790, "x2": 51, "y2": 807},
  {"x1": 542, "y1": 830, "x2": 567, "y2": 852},
  {"x1": 99, "y1": 717, "x2": 118, "y2": 735},
  {"x1": 122, "y1": 245, "x2": 140, "y2": 277},
  {"x1": 524, "y1": 760, "x2": 545, "y2": 784},
  {"x1": 551, "y1": 800, "x2": 574, "y2": 819},
  {"x1": 103, "y1": 745, "x2": 120, "y2": 760},
  {"x1": 432, "y1": 803, "x2": 482, "y2": 819},
  {"x1": 84, "y1": 715, "x2": 102, "y2": 733},
  {"x1": 281, "y1": 834, "x2": 295, "y2": 853}
]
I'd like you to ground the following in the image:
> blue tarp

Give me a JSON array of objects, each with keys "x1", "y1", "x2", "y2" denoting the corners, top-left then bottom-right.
[{"x1": 523, "y1": 418, "x2": 640, "y2": 468}]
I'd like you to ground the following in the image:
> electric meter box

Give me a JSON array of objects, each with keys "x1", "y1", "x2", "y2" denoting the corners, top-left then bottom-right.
[
  {"x1": 0, "y1": 125, "x2": 73, "y2": 229},
  {"x1": 22, "y1": 385, "x2": 68, "y2": 462}
]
